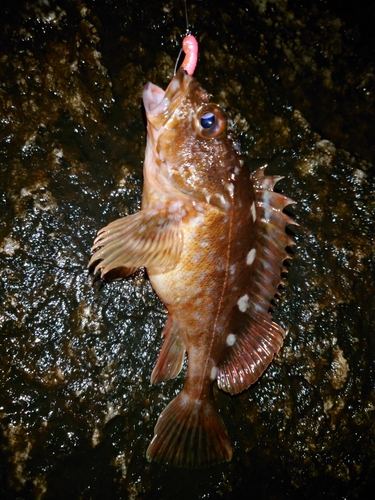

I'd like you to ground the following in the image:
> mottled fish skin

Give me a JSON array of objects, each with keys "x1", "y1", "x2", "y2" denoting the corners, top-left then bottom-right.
[{"x1": 89, "y1": 68, "x2": 296, "y2": 468}]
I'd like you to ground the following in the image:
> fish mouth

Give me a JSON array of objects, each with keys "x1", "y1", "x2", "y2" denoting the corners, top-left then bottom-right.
[
  {"x1": 143, "y1": 69, "x2": 191, "y2": 128},
  {"x1": 142, "y1": 82, "x2": 166, "y2": 114}
]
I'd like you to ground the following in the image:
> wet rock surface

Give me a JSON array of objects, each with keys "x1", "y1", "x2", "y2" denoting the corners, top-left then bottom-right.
[{"x1": 0, "y1": 0, "x2": 374, "y2": 498}]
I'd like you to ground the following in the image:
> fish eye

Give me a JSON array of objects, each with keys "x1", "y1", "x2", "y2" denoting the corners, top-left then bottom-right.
[
  {"x1": 195, "y1": 104, "x2": 226, "y2": 138},
  {"x1": 201, "y1": 112, "x2": 215, "y2": 129}
]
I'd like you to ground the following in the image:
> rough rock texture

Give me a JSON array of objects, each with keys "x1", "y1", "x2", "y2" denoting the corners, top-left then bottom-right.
[{"x1": 0, "y1": 0, "x2": 374, "y2": 498}]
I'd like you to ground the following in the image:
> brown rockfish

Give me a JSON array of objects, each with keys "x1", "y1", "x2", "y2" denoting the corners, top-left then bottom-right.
[{"x1": 89, "y1": 67, "x2": 296, "y2": 467}]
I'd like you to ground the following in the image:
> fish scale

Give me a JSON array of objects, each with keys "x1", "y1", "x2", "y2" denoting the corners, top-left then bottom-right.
[{"x1": 89, "y1": 66, "x2": 297, "y2": 468}]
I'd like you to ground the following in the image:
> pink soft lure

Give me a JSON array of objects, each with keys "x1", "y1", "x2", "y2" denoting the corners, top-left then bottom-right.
[{"x1": 181, "y1": 34, "x2": 198, "y2": 75}]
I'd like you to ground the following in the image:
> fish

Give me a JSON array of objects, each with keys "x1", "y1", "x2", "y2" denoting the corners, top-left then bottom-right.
[{"x1": 88, "y1": 66, "x2": 296, "y2": 467}]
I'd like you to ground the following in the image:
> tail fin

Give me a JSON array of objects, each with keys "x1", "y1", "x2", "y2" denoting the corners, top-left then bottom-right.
[{"x1": 146, "y1": 391, "x2": 232, "y2": 468}]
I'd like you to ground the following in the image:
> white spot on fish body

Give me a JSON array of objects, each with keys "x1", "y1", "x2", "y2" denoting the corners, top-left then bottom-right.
[
  {"x1": 191, "y1": 252, "x2": 203, "y2": 264},
  {"x1": 169, "y1": 78, "x2": 180, "y2": 95},
  {"x1": 215, "y1": 193, "x2": 229, "y2": 209},
  {"x1": 246, "y1": 248, "x2": 256, "y2": 265},
  {"x1": 194, "y1": 202, "x2": 205, "y2": 213},
  {"x1": 226, "y1": 333, "x2": 236, "y2": 346},
  {"x1": 251, "y1": 201, "x2": 256, "y2": 222},
  {"x1": 189, "y1": 213, "x2": 205, "y2": 227},
  {"x1": 226, "y1": 182, "x2": 234, "y2": 198},
  {"x1": 168, "y1": 201, "x2": 182, "y2": 213},
  {"x1": 237, "y1": 294, "x2": 250, "y2": 312},
  {"x1": 229, "y1": 264, "x2": 236, "y2": 275},
  {"x1": 262, "y1": 190, "x2": 272, "y2": 222},
  {"x1": 210, "y1": 366, "x2": 218, "y2": 380}
]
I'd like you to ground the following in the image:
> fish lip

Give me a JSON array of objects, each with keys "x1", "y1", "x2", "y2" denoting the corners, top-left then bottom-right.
[
  {"x1": 143, "y1": 69, "x2": 191, "y2": 128},
  {"x1": 142, "y1": 82, "x2": 166, "y2": 115}
]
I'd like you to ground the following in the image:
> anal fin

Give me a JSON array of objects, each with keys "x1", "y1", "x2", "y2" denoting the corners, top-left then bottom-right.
[
  {"x1": 217, "y1": 312, "x2": 285, "y2": 395},
  {"x1": 151, "y1": 316, "x2": 186, "y2": 384}
]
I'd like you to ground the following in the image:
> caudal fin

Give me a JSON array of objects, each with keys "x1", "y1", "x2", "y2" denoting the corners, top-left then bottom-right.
[{"x1": 146, "y1": 391, "x2": 232, "y2": 468}]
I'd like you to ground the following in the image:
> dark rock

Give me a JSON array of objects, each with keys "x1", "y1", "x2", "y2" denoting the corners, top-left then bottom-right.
[{"x1": 1, "y1": 1, "x2": 374, "y2": 498}]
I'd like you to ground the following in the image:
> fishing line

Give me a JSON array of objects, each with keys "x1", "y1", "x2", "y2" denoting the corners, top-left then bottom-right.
[
  {"x1": 174, "y1": 0, "x2": 192, "y2": 74},
  {"x1": 184, "y1": 0, "x2": 190, "y2": 35}
]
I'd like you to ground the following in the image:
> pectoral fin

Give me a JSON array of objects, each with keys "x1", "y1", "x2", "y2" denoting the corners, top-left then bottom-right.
[{"x1": 88, "y1": 205, "x2": 184, "y2": 278}]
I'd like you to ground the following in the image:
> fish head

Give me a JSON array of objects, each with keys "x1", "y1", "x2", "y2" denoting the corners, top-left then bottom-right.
[{"x1": 142, "y1": 68, "x2": 243, "y2": 209}]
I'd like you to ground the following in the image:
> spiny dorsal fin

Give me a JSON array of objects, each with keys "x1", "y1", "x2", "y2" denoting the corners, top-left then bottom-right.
[
  {"x1": 250, "y1": 165, "x2": 297, "y2": 316},
  {"x1": 217, "y1": 165, "x2": 296, "y2": 395},
  {"x1": 88, "y1": 203, "x2": 184, "y2": 278}
]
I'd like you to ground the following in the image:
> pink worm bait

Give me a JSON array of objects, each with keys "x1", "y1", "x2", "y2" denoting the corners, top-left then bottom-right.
[{"x1": 181, "y1": 34, "x2": 198, "y2": 76}]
